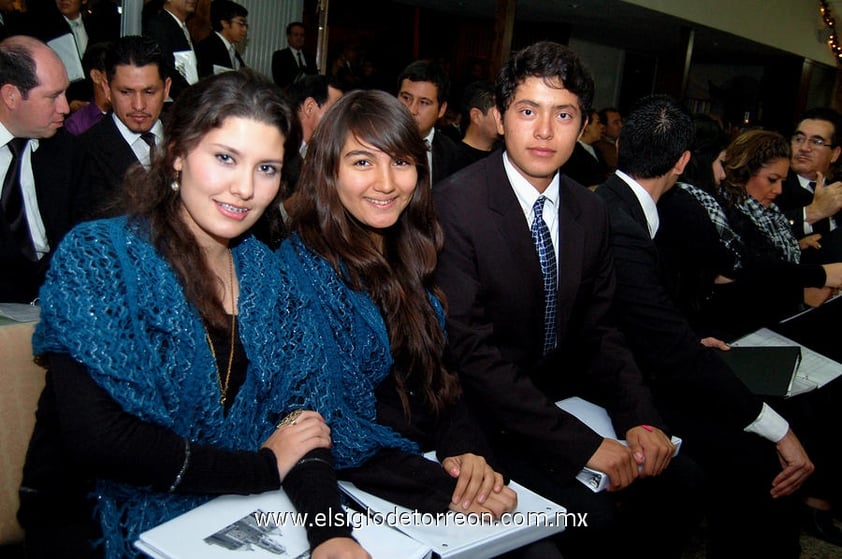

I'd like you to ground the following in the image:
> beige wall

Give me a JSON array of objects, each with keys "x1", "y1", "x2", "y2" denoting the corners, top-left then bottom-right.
[{"x1": 625, "y1": 0, "x2": 837, "y2": 65}]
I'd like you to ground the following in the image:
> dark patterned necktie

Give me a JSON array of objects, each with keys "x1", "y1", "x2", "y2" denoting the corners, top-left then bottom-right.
[
  {"x1": 297, "y1": 50, "x2": 305, "y2": 69},
  {"x1": 2, "y1": 137, "x2": 36, "y2": 261},
  {"x1": 140, "y1": 132, "x2": 156, "y2": 147},
  {"x1": 531, "y1": 196, "x2": 557, "y2": 355}
]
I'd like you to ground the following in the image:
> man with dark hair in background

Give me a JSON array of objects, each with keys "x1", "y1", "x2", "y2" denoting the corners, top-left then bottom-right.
[
  {"x1": 451, "y1": 79, "x2": 498, "y2": 173},
  {"x1": 271, "y1": 21, "x2": 316, "y2": 89},
  {"x1": 396, "y1": 59, "x2": 458, "y2": 185},
  {"x1": 196, "y1": 0, "x2": 248, "y2": 78}
]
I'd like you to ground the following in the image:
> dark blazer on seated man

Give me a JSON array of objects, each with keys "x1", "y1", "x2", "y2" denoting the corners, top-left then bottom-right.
[
  {"x1": 142, "y1": 8, "x2": 193, "y2": 99},
  {"x1": 271, "y1": 46, "x2": 316, "y2": 89},
  {"x1": 0, "y1": 130, "x2": 79, "y2": 303},
  {"x1": 73, "y1": 115, "x2": 145, "y2": 222}
]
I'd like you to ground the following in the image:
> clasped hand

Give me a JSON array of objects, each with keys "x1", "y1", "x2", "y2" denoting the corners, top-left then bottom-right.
[
  {"x1": 587, "y1": 425, "x2": 674, "y2": 491},
  {"x1": 442, "y1": 453, "x2": 517, "y2": 519},
  {"x1": 260, "y1": 410, "x2": 332, "y2": 480}
]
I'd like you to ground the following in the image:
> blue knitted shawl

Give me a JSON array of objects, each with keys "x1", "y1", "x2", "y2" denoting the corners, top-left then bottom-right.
[
  {"x1": 33, "y1": 217, "x2": 319, "y2": 557},
  {"x1": 276, "y1": 235, "x2": 421, "y2": 469}
]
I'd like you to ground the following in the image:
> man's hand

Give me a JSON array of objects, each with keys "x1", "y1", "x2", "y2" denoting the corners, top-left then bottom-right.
[
  {"x1": 586, "y1": 439, "x2": 638, "y2": 491},
  {"x1": 771, "y1": 429, "x2": 814, "y2": 498},
  {"x1": 625, "y1": 425, "x2": 675, "y2": 477},
  {"x1": 805, "y1": 172, "x2": 842, "y2": 224}
]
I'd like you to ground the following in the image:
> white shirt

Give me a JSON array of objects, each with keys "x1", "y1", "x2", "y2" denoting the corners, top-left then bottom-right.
[
  {"x1": 0, "y1": 123, "x2": 47, "y2": 259},
  {"x1": 63, "y1": 14, "x2": 88, "y2": 59},
  {"x1": 215, "y1": 32, "x2": 239, "y2": 69},
  {"x1": 289, "y1": 47, "x2": 305, "y2": 68},
  {"x1": 112, "y1": 113, "x2": 163, "y2": 170},
  {"x1": 579, "y1": 140, "x2": 597, "y2": 160},
  {"x1": 503, "y1": 150, "x2": 560, "y2": 265},
  {"x1": 616, "y1": 168, "x2": 789, "y2": 443}
]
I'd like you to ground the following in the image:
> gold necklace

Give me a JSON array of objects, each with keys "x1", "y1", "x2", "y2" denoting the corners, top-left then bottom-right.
[{"x1": 205, "y1": 249, "x2": 236, "y2": 406}]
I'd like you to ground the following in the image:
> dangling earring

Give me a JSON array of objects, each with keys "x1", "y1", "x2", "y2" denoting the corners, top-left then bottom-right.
[{"x1": 170, "y1": 171, "x2": 180, "y2": 192}]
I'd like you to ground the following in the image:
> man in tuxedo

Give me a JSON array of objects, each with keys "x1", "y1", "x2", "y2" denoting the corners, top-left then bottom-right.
[
  {"x1": 143, "y1": 0, "x2": 196, "y2": 100},
  {"x1": 774, "y1": 107, "x2": 842, "y2": 263},
  {"x1": 0, "y1": 35, "x2": 76, "y2": 303},
  {"x1": 596, "y1": 94, "x2": 825, "y2": 557},
  {"x1": 434, "y1": 42, "x2": 701, "y2": 559},
  {"x1": 74, "y1": 35, "x2": 170, "y2": 222},
  {"x1": 196, "y1": 0, "x2": 247, "y2": 79},
  {"x1": 397, "y1": 59, "x2": 458, "y2": 186},
  {"x1": 271, "y1": 22, "x2": 316, "y2": 89}
]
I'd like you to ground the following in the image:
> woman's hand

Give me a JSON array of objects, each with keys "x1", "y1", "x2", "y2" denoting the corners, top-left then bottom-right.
[
  {"x1": 261, "y1": 410, "x2": 331, "y2": 480},
  {"x1": 799, "y1": 233, "x2": 823, "y2": 251},
  {"x1": 312, "y1": 537, "x2": 370, "y2": 559},
  {"x1": 442, "y1": 453, "x2": 517, "y2": 518}
]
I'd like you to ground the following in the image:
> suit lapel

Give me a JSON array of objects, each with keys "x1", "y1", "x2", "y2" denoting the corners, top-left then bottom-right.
[{"x1": 555, "y1": 177, "x2": 584, "y2": 339}]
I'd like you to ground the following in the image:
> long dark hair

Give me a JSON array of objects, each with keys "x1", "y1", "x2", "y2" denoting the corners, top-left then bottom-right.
[
  {"x1": 124, "y1": 69, "x2": 299, "y2": 330},
  {"x1": 680, "y1": 114, "x2": 728, "y2": 193},
  {"x1": 287, "y1": 89, "x2": 460, "y2": 416}
]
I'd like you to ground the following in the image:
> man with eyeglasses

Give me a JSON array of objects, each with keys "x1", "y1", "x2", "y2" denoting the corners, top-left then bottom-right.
[
  {"x1": 775, "y1": 107, "x2": 842, "y2": 263},
  {"x1": 196, "y1": 0, "x2": 247, "y2": 79}
]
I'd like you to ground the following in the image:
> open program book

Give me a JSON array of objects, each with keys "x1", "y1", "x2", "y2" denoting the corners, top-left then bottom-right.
[
  {"x1": 556, "y1": 397, "x2": 683, "y2": 492},
  {"x1": 134, "y1": 489, "x2": 431, "y2": 559},
  {"x1": 730, "y1": 327, "x2": 842, "y2": 397},
  {"x1": 338, "y1": 453, "x2": 566, "y2": 559}
]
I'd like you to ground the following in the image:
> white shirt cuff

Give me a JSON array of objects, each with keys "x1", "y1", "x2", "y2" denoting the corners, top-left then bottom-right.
[{"x1": 743, "y1": 402, "x2": 789, "y2": 442}]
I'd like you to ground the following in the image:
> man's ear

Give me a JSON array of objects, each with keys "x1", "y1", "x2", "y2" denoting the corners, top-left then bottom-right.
[
  {"x1": 493, "y1": 106, "x2": 504, "y2": 136},
  {"x1": 831, "y1": 144, "x2": 841, "y2": 165},
  {"x1": 674, "y1": 150, "x2": 692, "y2": 176},
  {"x1": 469, "y1": 106, "x2": 483, "y2": 126},
  {"x1": 436, "y1": 100, "x2": 447, "y2": 120},
  {"x1": 1, "y1": 84, "x2": 21, "y2": 109},
  {"x1": 102, "y1": 78, "x2": 113, "y2": 103}
]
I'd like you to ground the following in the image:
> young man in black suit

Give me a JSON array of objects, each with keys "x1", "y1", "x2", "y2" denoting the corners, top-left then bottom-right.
[
  {"x1": 195, "y1": 0, "x2": 247, "y2": 78},
  {"x1": 74, "y1": 35, "x2": 170, "y2": 222},
  {"x1": 434, "y1": 42, "x2": 702, "y2": 558},
  {"x1": 271, "y1": 22, "x2": 316, "y2": 89},
  {"x1": 0, "y1": 35, "x2": 77, "y2": 303},
  {"x1": 142, "y1": 0, "x2": 195, "y2": 100},
  {"x1": 397, "y1": 59, "x2": 458, "y2": 185},
  {"x1": 596, "y1": 94, "x2": 834, "y2": 557}
]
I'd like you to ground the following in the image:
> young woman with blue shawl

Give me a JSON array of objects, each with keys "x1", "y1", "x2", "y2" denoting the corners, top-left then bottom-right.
[
  {"x1": 279, "y1": 90, "x2": 517, "y2": 518},
  {"x1": 19, "y1": 70, "x2": 369, "y2": 559}
]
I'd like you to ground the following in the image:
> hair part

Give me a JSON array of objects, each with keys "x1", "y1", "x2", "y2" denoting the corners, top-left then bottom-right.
[
  {"x1": 124, "y1": 69, "x2": 298, "y2": 330},
  {"x1": 616, "y1": 94, "x2": 693, "y2": 179},
  {"x1": 287, "y1": 89, "x2": 460, "y2": 416}
]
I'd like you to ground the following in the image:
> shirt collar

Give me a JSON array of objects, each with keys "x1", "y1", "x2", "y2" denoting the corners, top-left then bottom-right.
[
  {"x1": 111, "y1": 112, "x2": 162, "y2": 145},
  {"x1": 0, "y1": 121, "x2": 39, "y2": 152},
  {"x1": 503, "y1": 150, "x2": 560, "y2": 214},
  {"x1": 215, "y1": 31, "x2": 233, "y2": 50},
  {"x1": 616, "y1": 170, "x2": 659, "y2": 238}
]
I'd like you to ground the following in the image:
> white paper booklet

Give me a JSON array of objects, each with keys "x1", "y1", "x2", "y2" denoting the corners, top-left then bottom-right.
[
  {"x1": 730, "y1": 327, "x2": 842, "y2": 396},
  {"x1": 135, "y1": 489, "x2": 431, "y2": 559},
  {"x1": 47, "y1": 34, "x2": 84, "y2": 82},
  {"x1": 556, "y1": 397, "x2": 683, "y2": 492},
  {"x1": 338, "y1": 454, "x2": 566, "y2": 559}
]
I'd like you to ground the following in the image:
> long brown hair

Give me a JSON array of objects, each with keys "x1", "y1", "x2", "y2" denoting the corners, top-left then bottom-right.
[
  {"x1": 719, "y1": 129, "x2": 791, "y2": 207},
  {"x1": 124, "y1": 69, "x2": 299, "y2": 330},
  {"x1": 287, "y1": 89, "x2": 460, "y2": 416}
]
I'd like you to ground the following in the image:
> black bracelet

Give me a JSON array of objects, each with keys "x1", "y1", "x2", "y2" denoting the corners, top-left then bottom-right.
[{"x1": 168, "y1": 439, "x2": 191, "y2": 492}]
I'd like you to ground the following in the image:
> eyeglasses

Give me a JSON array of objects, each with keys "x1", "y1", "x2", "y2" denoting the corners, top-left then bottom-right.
[
  {"x1": 791, "y1": 133, "x2": 834, "y2": 149},
  {"x1": 230, "y1": 19, "x2": 249, "y2": 28}
]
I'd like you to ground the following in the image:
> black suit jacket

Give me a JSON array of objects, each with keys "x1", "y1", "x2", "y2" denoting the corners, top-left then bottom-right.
[
  {"x1": 196, "y1": 33, "x2": 244, "y2": 78},
  {"x1": 433, "y1": 151, "x2": 665, "y2": 480},
  {"x1": 143, "y1": 10, "x2": 193, "y2": 99},
  {"x1": 561, "y1": 142, "x2": 610, "y2": 188},
  {"x1": 271, "y1": 47, "x2": 316, "y2": 89},
  {"x1": 74, "y1": 115, "x2": 144, "y2": 222},
  {"x1": 430, "y1": 130, "x2": 459, "y2": 186},
  {"x1": 596, "y1": 175, "x2": 762, "y2": 432},
  {"x1": 0, "y1": 130, "x2": 79, "y2": 303}
]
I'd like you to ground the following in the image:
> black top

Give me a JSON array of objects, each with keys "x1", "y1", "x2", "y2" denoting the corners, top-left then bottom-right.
[{"x1": 19, "y1": 336, "x2": 349, "y2": 557}]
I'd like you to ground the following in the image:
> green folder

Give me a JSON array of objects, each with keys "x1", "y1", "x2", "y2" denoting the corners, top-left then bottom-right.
[{"x1": 719, "y1": 346, "x2": 802, "y2": 397}]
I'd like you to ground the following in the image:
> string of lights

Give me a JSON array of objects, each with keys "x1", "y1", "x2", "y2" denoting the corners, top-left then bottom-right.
[{"x1": 820, "y1": 0, "x2": 842, "y2": 64}]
